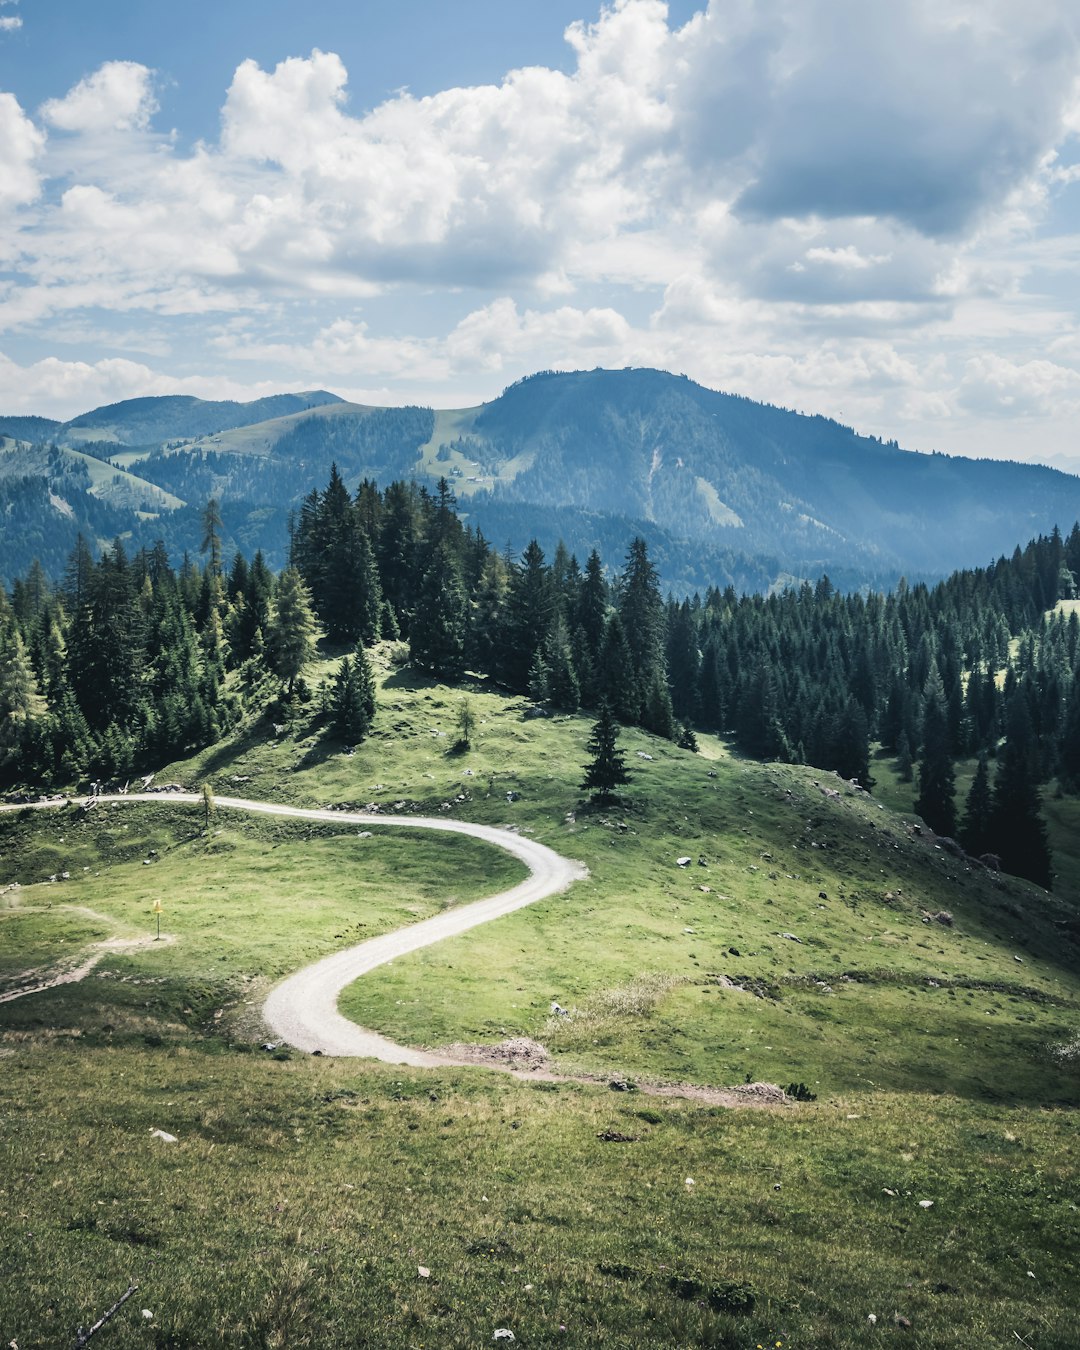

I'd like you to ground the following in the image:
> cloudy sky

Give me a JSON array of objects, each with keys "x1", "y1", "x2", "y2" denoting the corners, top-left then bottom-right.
[{"x1": 1, "y1": 0, "x2": 1079, "y2": 467}]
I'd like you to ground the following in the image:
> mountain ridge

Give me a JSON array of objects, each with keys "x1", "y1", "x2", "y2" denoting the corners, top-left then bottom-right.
[{"x1": 2, "y1": 367, "x2": 1079, "y2": 588}]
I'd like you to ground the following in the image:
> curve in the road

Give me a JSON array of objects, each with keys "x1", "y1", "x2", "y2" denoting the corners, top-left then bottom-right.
[{"x1": 1, "y1": 791, "x2": 588, "y2": 1063}]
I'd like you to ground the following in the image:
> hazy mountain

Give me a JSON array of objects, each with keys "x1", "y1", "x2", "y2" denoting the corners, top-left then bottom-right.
[
  {"x1": 3, "y1": 369, "x2": 1080, "y2": 589},
  {"x1": 56, "y1": 390, "x2": 344, "y2": 447},
  {"x1": 0, "y1": 415, "x2": 61, "y2": 442}
]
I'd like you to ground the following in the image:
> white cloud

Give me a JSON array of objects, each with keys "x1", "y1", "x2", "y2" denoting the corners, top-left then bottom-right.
[
  {"x1": 959, "y1": 353, "x2": 1080, "y2": 418},
  {"x1": 0, "y1": 16, "x2": 22, "y2": 32},
  {"x1": 41, "y1": 61, "x2": 158, "y2": 133},
  {"x1": 0, "y1": 91, "x2": 43, "y2": 208},
  {"x1": 0, "y1": 3, "x2": 1079, "y2": 463},
  {"x1": 0, "y1": 348, "x2": 320, "y2": 420}
]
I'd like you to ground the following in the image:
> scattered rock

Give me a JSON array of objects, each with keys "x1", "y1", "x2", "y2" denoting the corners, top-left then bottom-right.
[
  {"x1": 596, "y1": 1129, "x2": 638, "y2": 1142},
  {"x1": 438, "y1": 1038, "x2": 549, "y2": 1070},
  {"x1": 149, "y1": 1128, "x2": 177, "y2": 1143},
  {"x1": 676, "y1": 856, "x2": 692, "y2": 867}
]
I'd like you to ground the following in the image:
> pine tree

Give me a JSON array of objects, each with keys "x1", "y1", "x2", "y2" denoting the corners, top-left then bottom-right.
[
  {"x1": 990, "y1": 697, "x2": 1052, "y2": 887},
  {"x1": 617, "y1": 537, "x2": 665, "y2": 701},
  {"x1": 545, "y1": 615, "x2": 580, "y2": 711},
  {"x1": 0, "y1": 624, "x2": 45, "y2": 779},
  {"x1": 201, "y1": 498, "x2": 224, "y2": 576},
  {"x1": 596, "y1": 612, "x2": 639, "y2": 722},
  {"x1": 581, "y1": 702, "x2": 631, "y2": 804},
  {"x1": 267, "y1": 567, "x2": 318, "y2": 695},
  {"x1": 914, "y1": 668, "x2": 956, "y2": 836},
  {"x1": 353, "y1": 642, "x2": 377, "y2": 725},
  {"x1": 504, "y1": 540, "x2": 552, "y2": 692},
  {"x1": 959, "y1": 753, "x2": 994, "y2": 858},
  {"x1": 640, "y1": 668, "x2": 677, "y2": 740},
  {"x1": 410, "y1": 543, "x2": 466, "y2": 679},
  {"x1": 328, "y1": 657, "x2": 370, "y2": 744}
]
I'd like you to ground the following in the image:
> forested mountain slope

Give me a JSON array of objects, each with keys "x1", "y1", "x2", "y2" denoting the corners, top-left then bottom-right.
[{"x1": 4, "y1": 369, "x2": 1080, "y2": 588}]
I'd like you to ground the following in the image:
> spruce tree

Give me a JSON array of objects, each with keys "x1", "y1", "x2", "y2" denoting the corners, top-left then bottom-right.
[
  {"x1": 581, "y1": 701, "x2": 631, "y2": 804},
  {"x1": 596, "y1": 613, "x2": 639, "y2": 723},
  {"x1": 545, "y1": 615, "x2": 580, "y2": 711},
  {"x1": 410, "y1": 543, "x2": 466, "y2": 679},
  {"x1": 267, "y1": 567, "x2": 318, "y2": 696},
  {"x1": 617, "y1": 537, "x2": 665, "y2": 698},
  {"x1": 328, "y1": 657, "x2": 370, "y2": 744},
  {"x1": 0, "y1": 625, "x2": 44, "y2": 779},
  {"x1": 641, "y1": 668, "x2": 677, "y2": 740},
  {"x1": 959, "y1": 753, "x2": 994, "y2": 858},
  {"x1": 990, "y1": 697, "x2": 1052, "y2": 887},
  {"x1": 914, "y1": 669, "x2": 957, "y2": 836}
]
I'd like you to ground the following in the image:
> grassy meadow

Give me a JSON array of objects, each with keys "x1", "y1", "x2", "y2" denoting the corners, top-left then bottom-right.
[{"x1": 1, "y1": 647, "x2": 1078, "y2": 1347}]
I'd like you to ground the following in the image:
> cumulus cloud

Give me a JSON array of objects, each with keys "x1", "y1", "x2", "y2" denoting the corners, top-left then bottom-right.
[
  {"x1": 41, "y1": 61, "x2": 158, "y2": 133},
  {"x1": 0, "y1": 348, "x2": 318, "y2": 419},
  {"x1": 1, "y1": 2, "x2": 1080, "y2": 459},
  {"x1": 0, "y1": 92, "x2": 43, "y2": 208},
  {"x1": 959, "y1": 353, "x2": 1080, "y2": 418},
  {"x1": 724, "y1": 0, "x2": 1080, "y2": 236}
]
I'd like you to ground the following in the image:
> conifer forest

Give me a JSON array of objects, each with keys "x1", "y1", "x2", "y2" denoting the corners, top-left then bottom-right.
[{"x1": 4, "y1": 466, "x2": 1080, "y2": 892}]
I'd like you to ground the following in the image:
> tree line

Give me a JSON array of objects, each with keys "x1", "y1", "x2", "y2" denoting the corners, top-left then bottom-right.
[{"x1": 3, "y1": 465, "x2": 1079, "y2": 888}]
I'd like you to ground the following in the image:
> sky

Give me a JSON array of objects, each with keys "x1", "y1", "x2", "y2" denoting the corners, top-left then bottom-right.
[{"x1": 1, "y1": 0, "x2": 1079, "y2": 468}]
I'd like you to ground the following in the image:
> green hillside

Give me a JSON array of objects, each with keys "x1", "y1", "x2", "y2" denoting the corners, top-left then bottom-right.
[{"x1": 2, "y1": 655, "x2": 1077, "y2": 1347}]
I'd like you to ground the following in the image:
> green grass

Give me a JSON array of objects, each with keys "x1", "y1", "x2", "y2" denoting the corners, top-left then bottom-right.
[
  {"x1": 0, "y1": 803, "x2": 524, "y2": 1041},
  {"x1": 1, "y1": 1045, "x2": 1077, "y2": 1349},
  {"x1": 2, "y1": 653, "x2": 1079, "y2": 1346}
]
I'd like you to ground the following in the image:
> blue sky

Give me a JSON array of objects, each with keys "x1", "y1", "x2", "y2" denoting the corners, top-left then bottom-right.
[{"x1": 1, "y1": 0, "x2": 1079, "y2": 468}]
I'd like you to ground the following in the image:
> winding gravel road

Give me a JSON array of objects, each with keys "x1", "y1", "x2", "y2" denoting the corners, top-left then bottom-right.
[{"x1": 2, "y1": 791, "x2": 588, "y2": 1063}]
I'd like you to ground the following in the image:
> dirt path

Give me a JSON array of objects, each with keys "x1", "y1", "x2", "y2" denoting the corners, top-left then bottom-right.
[
  {"x1": 0, "y1": 932, "x2": 174, "y2": 1004},
  {"x1": 0, "y1": 793, "x2": 588, "y2": 1062},
  {"x1": 1, "y1": 793, "x2": 788, "y2": 1106}
]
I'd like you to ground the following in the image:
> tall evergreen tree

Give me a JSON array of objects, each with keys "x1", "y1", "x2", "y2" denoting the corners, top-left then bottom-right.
[
  {"x1": 990, "y1": 697, "x2": 1052, "y2": 887},
  {"x1": 0, "y1": 625, "x2": 44, "y2": 779},
  {"x1": 596, "y1": 612, "x2": 639, "y2": 723},
  {"x1": 914, "y1": 668, "x2": 957, "y2": 837},
  {"x1": 327, "y1": 657, "x2": 371, "y2": 744},
  {"x1": 617, "y1": 537, "x2": 665, "y2": 697},
  {"x1": 410, "y1": 542, "x2": 466, "y2": 679},
  {"x1": 267, "y1": 567, "x2": 318, "y2": 695},
  {"x1": 581, "y1": 701, "x2": 631, "y2": 804},
  {"x1": 959, "y1": 753, "x2": 994, "y2": 858}
]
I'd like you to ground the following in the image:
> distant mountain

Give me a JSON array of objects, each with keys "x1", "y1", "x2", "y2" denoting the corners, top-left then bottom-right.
[
  {"x1": 463, "y1": 368, "x2": 1080, "y2": 579},
  {"x1": 3, "y1": 370, "x2": 1080, "y2": 590},
  {"x1": 0, "y1": 415, "x2": 61, "y2": 442},
  {"x1": 56, "y1": 390, "x2": 344, "y2": 447}
]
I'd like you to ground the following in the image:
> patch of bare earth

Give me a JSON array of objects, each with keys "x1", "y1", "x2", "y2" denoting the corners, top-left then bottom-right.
[
  {"x1": 0, "y1": 933, "x2": 174, "y2": 1004},
  {"x1": 427, "y1": 1037, "x2": 791, "y2": 1107}
]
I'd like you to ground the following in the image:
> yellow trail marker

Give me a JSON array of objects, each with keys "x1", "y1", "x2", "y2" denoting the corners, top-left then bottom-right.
[{"x1": 153, "y1": 898, "x2": 163, "y2": 940}]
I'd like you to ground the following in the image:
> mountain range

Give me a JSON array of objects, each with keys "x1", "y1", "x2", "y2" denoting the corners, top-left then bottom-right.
[{"x1": 3, "y1": 368, "x2": 1079, "y2": 590}]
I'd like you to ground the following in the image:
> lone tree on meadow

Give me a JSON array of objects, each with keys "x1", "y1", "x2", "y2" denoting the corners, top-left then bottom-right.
[{"x1": 581, "y1": 701, "x2": 631, "y2": 805}]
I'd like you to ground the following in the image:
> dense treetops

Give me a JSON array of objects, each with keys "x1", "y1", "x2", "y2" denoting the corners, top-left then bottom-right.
[{"x1": 2, "y1": 466, "x2": 1077, "y2": 889}]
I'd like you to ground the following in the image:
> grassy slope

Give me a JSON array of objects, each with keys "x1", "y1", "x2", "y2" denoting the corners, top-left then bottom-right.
[{"x1": 2, "y1": 652, "x2": 1078, "y2": 1347}]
